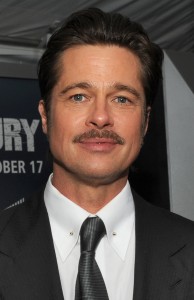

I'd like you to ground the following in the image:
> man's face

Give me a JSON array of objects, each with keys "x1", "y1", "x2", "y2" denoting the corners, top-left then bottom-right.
[{"x1": 39, "y1": 45, "x2": 149, "y2": 186}]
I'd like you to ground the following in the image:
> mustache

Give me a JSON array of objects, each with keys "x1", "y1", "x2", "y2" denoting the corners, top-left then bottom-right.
[{"x1": 73, "y1": 129, "x2": 125, "y2": 145}]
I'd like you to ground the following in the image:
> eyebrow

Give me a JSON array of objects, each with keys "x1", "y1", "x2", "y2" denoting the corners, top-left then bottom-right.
[
  {"x1": 112, "y1": 83, "x2": 142, "y2": 100},
  {"x1": 60, "y1": 82, "x2": 91, "y2": 95},
  {"x1": 60, "y1": 81, "x2": 142, "y2": 100}
]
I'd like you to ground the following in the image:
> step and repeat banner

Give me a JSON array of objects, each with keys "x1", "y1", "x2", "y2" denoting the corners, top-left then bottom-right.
[{"x1": 0, "y1": 77, "x2": 51, "y2": 209}]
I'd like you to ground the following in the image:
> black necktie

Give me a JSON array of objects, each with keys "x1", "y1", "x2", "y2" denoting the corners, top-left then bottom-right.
[{"x1": 75, "y1": 217, "x2": 109, "y2": 300}]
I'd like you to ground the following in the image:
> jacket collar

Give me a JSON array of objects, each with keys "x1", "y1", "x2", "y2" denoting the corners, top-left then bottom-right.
[{"x1": 0, "y1": 189, "x2": 192, "y2": 300}]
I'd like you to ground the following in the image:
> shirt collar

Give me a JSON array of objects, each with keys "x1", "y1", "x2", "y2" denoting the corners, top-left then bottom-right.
[
  {"x1": 44, "y1": 174, "x2": 90, "y2": 261},
  {"x1": 44, "y1": 174, "x2": 135, "y2": 262},
  {"x1": 97, "y1": 182, "x2": 135, "y2": 260}
]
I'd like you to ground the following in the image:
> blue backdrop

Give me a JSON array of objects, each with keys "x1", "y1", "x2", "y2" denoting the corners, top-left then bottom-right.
[{"x1": 0, "y1": 77, "x2": 51, "y2": 209}]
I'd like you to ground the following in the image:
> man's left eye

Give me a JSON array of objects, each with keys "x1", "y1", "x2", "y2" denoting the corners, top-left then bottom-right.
[{"x1": 116, "y1": 96, "x2": 129, "y2": 104}]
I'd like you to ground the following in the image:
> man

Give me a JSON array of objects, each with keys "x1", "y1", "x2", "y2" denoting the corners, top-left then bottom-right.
[{"x1": 0, "y1": 7, "x2": 194, "y2": 300}]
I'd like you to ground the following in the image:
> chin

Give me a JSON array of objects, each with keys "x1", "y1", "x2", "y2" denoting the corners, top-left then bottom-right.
[{"x1": 76, "y1": 168, "x2": 128, "y2": 187}]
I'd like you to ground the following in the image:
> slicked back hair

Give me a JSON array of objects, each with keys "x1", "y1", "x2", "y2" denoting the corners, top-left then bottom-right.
[{"x1": 38, "y1": 7, "x2": 164, "y2": 114}]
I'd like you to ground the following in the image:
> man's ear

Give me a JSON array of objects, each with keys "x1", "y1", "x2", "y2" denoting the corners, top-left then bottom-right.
[
  {"x1": 38, "y1": 100, "x2": 48, "y2": 134},
  {"x1": 143, "y1": 106, "x2": 151, "y2": 136}
]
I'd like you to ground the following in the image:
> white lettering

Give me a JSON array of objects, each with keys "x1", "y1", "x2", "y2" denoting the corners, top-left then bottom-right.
[
  {"x1": 4, "y1": 118, "x2": 22, "y2": 151},
  {"x1": 0, "y1": 118, "x2": 40, "y2": 152},
  {"x1": 3, "y1": 160, "x2": 11, "y2": 173},
  {"x1": 0, "y1": 160, "x2": 26, "y2": 173},
  {"x1": 20, "y1": 119, "x2": 39, "y2": 152},
  {"x1": 18, "y1": 160, "x2": 26, "y2": 173},
  {"x1": 30, "y1": 160, "x2": 43, "y2": 173}
]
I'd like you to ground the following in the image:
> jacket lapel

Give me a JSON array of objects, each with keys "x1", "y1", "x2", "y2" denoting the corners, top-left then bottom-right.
[
  {"x1": 132, "y1": 192, "x2": 190, "y2": 300},
  {"x1": 0, "y1": 189, "x2": 192, "y2": 299},
  {"x1": 0, "y1": 190, "x2": 64, "y2": 300}
]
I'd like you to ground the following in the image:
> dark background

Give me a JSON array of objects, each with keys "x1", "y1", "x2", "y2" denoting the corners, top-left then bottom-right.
[
  {"x1": 0, "y1": 77, "x2": 51, "y2": 209},
  {"x1": 129, "y1": 83, "x2": 170, "y2": 209}
]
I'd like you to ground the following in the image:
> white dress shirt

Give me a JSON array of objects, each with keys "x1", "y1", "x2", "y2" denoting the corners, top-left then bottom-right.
[{"x1": 44, "y1": 174, "x2": 135, "y2": 300}]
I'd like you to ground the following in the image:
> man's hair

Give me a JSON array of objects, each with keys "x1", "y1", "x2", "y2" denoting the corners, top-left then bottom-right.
[{"x1": 38, "y1": 7, "x2": 164, "y2": 113}]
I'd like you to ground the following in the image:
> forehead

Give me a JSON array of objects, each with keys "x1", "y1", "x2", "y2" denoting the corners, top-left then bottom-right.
[{"x1": 55, "y1": 45, "x2": 144, "y2": 95}]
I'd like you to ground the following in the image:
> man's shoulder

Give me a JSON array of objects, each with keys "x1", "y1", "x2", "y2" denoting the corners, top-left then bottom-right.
[
  {"x1": 133, "y1": 190, "x2": 194, "y2": 237},
  {"x1": 0, "y1": 188, "x2": 45, "y2": 234}
]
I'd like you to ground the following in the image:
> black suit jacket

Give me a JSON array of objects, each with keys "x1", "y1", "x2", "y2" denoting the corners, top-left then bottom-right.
[{"x1": 0, "y1": 189, "x2": 194, "y2": 300}]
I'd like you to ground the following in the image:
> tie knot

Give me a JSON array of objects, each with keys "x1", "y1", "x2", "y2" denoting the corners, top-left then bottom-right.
[{"x1": 80, "y1": 217, "x2": 106, "y2": 252}]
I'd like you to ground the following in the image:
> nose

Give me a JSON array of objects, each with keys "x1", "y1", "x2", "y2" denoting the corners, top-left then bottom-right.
[{"x1": 85, "y1": 100, "x2": 114, "y2": 129}]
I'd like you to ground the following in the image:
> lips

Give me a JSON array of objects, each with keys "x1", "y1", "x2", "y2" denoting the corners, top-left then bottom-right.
[
  {"x1": 78, "y1": 137, "x2": 119, "y2": 152},
  {"x1": 80, "y1": 138, "x2": 117, "y2": 144}
]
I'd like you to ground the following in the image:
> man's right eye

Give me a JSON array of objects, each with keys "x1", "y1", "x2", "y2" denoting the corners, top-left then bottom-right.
[{"x1": 72, "y1": 94, "x2": 85, "y2": 101}]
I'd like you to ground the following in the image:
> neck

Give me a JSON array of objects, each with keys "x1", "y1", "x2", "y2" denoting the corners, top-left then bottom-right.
[{"x1": 51, "y1": 169, "x2": 128, "y2": 214}]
